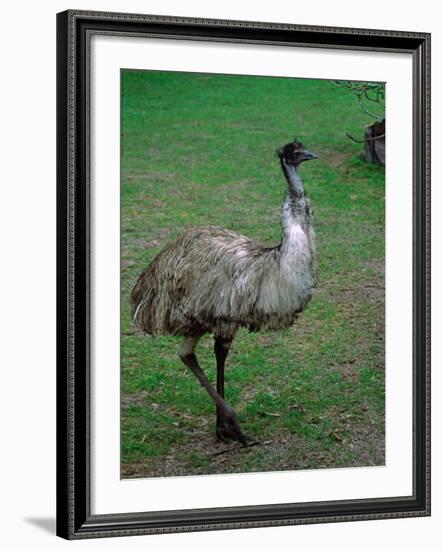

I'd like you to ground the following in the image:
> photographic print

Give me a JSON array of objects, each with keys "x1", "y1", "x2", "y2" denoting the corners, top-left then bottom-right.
[{"x1": 120, "y1": 70, "x2": 386, "y2": 479}]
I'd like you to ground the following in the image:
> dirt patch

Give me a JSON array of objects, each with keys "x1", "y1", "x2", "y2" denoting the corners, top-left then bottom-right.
[
  {"x1": 330, "y1": 258, "x2": 385, "y2": 305},
  {"x1": 121, "y1": 419, "x2": 384, "y2": 479},
  {"x1": 121, "y1": 259, "x2": 136, "y2": 271},
  {"x1": 129, "y1": 227, "x2": 172, "y2": 250},
  {"x1": 336, "y1": 282, "x2": 384, "y2": 306},
  {"x1": 123, "y1": 171, "x2": 176, "y2": 181},
  {"x1": 319, "y1": 150, "x2": 352, "y2": 170},
  {"x1": 343, "y1": 423, "x2": 385, "y2": 467},
  {"x1": 121, "y1": 391, "x2": 149, "y2": 409},
  {"x1": 131, "y1": 237, "x2": 161, "y2": 250}
]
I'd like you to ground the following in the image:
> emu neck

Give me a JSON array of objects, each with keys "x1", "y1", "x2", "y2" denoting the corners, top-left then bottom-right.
[
  {"x1": 281, "y1": 161, "x2": 304, "y2": 197},
  {"x1": 280, "y1": 162, "x2": 310, "y2": 251}
]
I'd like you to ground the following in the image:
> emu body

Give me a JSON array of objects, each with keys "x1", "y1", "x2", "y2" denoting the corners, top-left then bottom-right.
[{"x1": 132, "y1": 140, "x2": 317, "y2": 445}]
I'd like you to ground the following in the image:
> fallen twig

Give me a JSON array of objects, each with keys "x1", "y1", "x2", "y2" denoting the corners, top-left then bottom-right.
[{"x1": 211, "y1": 440, "x2": 260, "y2": 457}]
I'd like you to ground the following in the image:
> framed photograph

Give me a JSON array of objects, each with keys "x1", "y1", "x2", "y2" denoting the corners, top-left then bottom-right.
[{"x1": 56, "y1": 9, "x2": 431, "y2": 539}]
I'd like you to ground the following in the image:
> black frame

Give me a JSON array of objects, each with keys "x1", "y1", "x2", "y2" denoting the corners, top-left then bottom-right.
[{"x1": 56, "y1": 9, "x2": 431, "y2": 540}]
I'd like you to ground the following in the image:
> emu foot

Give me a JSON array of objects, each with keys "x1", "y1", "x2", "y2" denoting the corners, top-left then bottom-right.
[{"x1": 216, "y1": 408, "x2": 258, "y2": 447}]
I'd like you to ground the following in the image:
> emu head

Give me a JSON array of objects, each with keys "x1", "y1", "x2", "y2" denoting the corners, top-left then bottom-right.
[{"x1": 277, "y1": 139, "x2": 317, "y2": 167}]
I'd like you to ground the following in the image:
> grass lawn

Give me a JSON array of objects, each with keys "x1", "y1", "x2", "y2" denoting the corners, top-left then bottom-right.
[{"x1": 120, "y1": 70, "x2": 385, "y2": 478}]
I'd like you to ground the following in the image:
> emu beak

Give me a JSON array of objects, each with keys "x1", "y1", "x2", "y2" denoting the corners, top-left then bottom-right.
[{"x1": 302, "y1": 150, "x2": 318, "y2": 161}]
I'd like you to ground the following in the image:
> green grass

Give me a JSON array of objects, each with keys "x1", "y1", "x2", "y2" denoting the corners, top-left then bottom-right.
[{"x1": 120, "y1": 70, "x2": 385, "y2": 478}]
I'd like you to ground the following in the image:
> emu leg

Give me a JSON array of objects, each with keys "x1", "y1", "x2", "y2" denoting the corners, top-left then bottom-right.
[
  {"x1": 179, "y1": 337, "x2": 250, "y2": 446},
  {"x1": 214, "y1": 337, "x2": 235, "y2": 442}
]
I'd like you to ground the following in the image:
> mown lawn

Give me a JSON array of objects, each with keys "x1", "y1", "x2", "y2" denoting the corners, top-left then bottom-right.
[{"x1": 120, "y1": 70, "x2": 385, "y2": 478}]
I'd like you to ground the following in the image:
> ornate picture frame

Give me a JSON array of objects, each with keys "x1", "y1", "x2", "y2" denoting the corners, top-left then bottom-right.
[{"x1": 56, "y1": 9, "x2": 430, "y2": 539}]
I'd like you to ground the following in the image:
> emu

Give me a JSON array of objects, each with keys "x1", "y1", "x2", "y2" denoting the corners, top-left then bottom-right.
[{"x1": 132, "y1": 139, "x2": 317, "y2": 445}]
